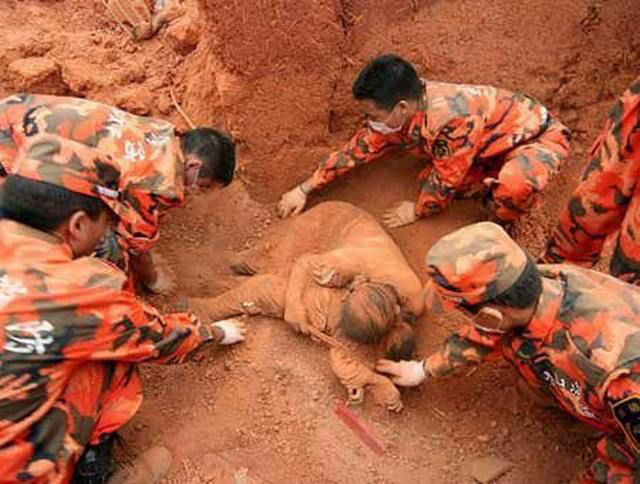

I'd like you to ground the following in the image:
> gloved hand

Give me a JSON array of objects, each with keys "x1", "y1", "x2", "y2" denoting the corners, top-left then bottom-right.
[
  {"x1": 278, "y1": 185, "x2": 308, "y2": 218},
  {"x1": 383, "y1": 201, "x2": 418, "y2": 229},
  {"x1": 212, "y1": 318, "x2": 247, "y2": 345},
  {"x1": 375, "y1": 359, "x2": 427, "y2": 387}
]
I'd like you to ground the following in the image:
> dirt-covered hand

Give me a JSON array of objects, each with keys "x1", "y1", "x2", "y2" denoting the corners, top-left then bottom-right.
[
  {"x1": 212, "y1": 318, "x2": 247, "y2": 345},
  {"x1": 383, "y1": 201, "x2": 418, "y2": 229},
  {"x1": 278, "y1": 185, "x2": 307, "y2": 218},
  {"x1": 375, "y1": 359, "x2": 427, "y2": 387},
  {"x1": 146, "y1": 254, "x2": 176, "y2": 294},
  {"x1": 310, "y1": 262, "x2": 351, "y2": 288}
]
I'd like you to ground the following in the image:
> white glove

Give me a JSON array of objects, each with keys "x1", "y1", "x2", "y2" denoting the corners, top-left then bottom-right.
[
  {"x1": 375, "y1": 359, "x2": 427, "y2": 387},
  {"x1": 212, "y1": 318, "x2": 247, "y2": 346},
  {"x1": 383, "y1": 201, "x2": 418, "y2": 229},
  {"x1": 278, "y1": 185, "x2": 308, "y2": 218}
]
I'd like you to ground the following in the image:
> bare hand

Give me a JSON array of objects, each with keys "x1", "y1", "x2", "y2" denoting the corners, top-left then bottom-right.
[
  {"x1": 383, "y1": 201, "x2": 418, "y2": 229},
  {"x1": 146, "y1": 254, "x2": 176, "y2": 294},
  {"x1": 310, "y1": 262, "x2": 351, "y2": 288},
  {"x1": 375, "y1": 359, "x2": 427, "y2": 387},
  {"x1": 278, "y1": 185, "x2": 307, "y2": 218}
]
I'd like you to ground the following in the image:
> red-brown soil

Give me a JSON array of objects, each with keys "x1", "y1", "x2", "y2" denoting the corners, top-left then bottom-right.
[{"x1": 1, "y1": 0, "x2": 639, "y2": 482}]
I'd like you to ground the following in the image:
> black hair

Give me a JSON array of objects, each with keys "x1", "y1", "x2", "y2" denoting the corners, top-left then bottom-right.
[
  {"x1": 382, "y1": 321, "x2": 416, "y2": 361},
  {"x1": 351, "y1": 54, "x2": 423, "y2": 111},
  {"x1": 180, "y1": 128, "x2": 235, "y2": 186},
  {"x1": 0, "y1": 175, "x2": 105, "y2": 231}
]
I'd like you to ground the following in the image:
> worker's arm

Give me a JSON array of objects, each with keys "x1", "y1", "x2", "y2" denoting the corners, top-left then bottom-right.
[
  {"x1": 543, "y1": 80, "x2": 640, "y2": 266},
  {"x1": 415, "y1": 116, "x2": 484, "y2": 217},
  {"x1": 376, "y1": 324, "x2": 502, "y2": 386},
  {"x1": 278, "y1": 126, "x2": 399, "y2": 218},
  {"x1": 578, "y1": 371, "x2": 640, "y2": 483},
  {"x1": 65, "y1": 288, "x2": 244, "y2": 364},
  {"x1": 0, "y1": 100, "x2": 19, "y2": 177}
]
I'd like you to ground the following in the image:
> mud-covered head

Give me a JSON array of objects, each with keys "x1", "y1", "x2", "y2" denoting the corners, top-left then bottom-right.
[
  {"x1": 352, "y1": 54, "x2": 423, "y2": 134},
  {"x1": 339, "y1": 281, "x2": 416, "y2": 359},
  {"x1": 180, "y1": 127, "x2": 235, "y2": 190}
]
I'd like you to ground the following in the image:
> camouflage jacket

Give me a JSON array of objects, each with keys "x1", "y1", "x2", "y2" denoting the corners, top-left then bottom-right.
[
  {"x1": 426, "y1": 264, "x2": 640, "y2": 479},
  {"x1": 0, "y1": 93, "x2": 185, "y2": 254},
  {"x1": 0, "y1": 219, "x2": 213, "y2": 450},
  {"x1": 544, "y1": 77, "x2": 640, "y2": 283},
  {"x1": 310, "y1": 81, "x2": 551, "y2": 216}
]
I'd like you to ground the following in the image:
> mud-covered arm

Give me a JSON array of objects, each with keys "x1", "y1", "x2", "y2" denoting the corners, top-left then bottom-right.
[
  {"x1": 424, "y1": 324, "x2": 502, "y2": 378},
  {"x1": 416, "y1": 117, "x2": 483, "y2": 217},
  {"x1": 284, "y1": 255, "x2": 320, "y2": 334},
  {"x1": 306, "y1": 126, "x2": 399, "y2": 190},
  {"x1": 189, "y1": 275, "x2": 287, "y2": 322},
  {"x1": 543, "y1": 84, "x2": 640, "y2": 266}
]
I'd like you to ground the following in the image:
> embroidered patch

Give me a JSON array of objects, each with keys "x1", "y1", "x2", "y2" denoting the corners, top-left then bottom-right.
[{"x1": 612, "y1": 396, "x2": 640, "y2": 452}]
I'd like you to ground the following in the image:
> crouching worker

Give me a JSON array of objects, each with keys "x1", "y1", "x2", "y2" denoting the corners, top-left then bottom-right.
[
  {"x1": 0, "y1": 137, "x2": 245, "y2": 483},
  {"x1": 190, "y1": 201, "x2": 425, "y2": 412},
  {"x1": 0, "y1": 92, "x2": 236, "y2": 294},
  {"x1": 377, "y1": 222, "x2": 640, "y2": 482}
]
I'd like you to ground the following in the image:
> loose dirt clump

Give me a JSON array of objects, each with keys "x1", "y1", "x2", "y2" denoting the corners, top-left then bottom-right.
[{"x1": 2, "y1": 0, "x2": 639, "y2": 482}]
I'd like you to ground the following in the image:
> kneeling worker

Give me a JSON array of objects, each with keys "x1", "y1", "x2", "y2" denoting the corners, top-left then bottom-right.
[
  {"x1": 378, "y1": 222, "x2": 640, "y2": 483},
  {"x1": 0, "y1": 137, "x2": 244, "y2": 482}
]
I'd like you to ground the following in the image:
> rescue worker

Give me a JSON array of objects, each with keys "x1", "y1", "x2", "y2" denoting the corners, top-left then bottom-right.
[
  {"x1": 0, "y1": 92, "x2": 236, "y2": 294},
  {"x1": 278, "y1": 54, "x2": 571, "y2": 231},
  {"x1": 543, "y1": 77, "x2": 640, "y2": 284},
  {"x1": 189, "y1": 201, "x2": 425, "y2": 411},
  {"x1": 376, "y1": 222, "x2": 640, "y2": 483},
  {"x1": 0, "y1": 135, "x2": 245, "y2": 483}
]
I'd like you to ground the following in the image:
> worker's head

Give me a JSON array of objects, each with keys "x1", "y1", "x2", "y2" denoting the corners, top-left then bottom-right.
[
  {"x1": 1, "y1": 137, "x2": 121, "y2": 258},
  {"x1": 425, "y1": 222, "x2": 543, "y2": 334},
  {"x1": 180, "y1": 128, "x2": 236, "y2": 190},
  {"x1": 352, "y1": 54, "x2": 423, "y2": 135},
  {"x1": 339, "y1": 281, "x2": 416, "y2": 359}
]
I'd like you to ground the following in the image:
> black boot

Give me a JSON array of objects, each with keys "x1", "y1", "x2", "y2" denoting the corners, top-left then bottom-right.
[{"x1": 72, "y1": 433, "x2": 117, "y2": 484}]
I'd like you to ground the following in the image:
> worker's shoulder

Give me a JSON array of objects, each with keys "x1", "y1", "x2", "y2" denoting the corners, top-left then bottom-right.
[{"x1": 65, "y1": 256, "x2": 128, "y2": 291}]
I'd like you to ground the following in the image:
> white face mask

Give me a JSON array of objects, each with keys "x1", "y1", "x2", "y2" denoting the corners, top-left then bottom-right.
[
  {"x1": 473, "y1": 307, "x2": 507, "y2": 335},
  {"x1": 368, "y1": 119, "x2": 403, "y2": 135}
]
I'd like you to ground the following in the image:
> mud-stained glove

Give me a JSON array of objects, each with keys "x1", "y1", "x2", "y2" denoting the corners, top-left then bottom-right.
[
  {"x1": 375, "y1": 359, "x2": 427, "y2": 387},
  {"x1": 278, "y1": 185, "x2": 308, "y2": 218},
  {"x1": 212, "y1": 318, "x2": 247, "y2": 345},
  {"x1": 383, "y1": 201, "x2": 418, "y2": 229}
]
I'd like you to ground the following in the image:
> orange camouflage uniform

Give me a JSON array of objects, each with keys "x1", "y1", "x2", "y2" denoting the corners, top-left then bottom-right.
[
  {"x1": 543, "y1": 77, "x2": 640, "y2": 284},
  {"x1": 310, "y1": 81, "x2": 571, "y2": 222},
  {"x1": 0, "y1": 92, "x2": 185, "y2": 266},
  {"x1": 0, "y1": 220, "x2": 214, "y2": 482},
  {"x1": 0, "y1": 128, "x2": 214, "y2": 482},
  {"x1": 425, "y1": 223, "x2": 640, "y2": 483}
]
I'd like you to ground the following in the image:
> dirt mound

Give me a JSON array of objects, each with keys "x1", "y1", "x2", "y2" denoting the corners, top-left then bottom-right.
[{"x1": 2, "y1": 0, "x2": 639, "y2": 482}]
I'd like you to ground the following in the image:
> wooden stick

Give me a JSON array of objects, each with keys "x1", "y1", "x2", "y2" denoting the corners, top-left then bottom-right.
[{"x1": 169, "y1": 87, "x2": 196, "y2": 129}]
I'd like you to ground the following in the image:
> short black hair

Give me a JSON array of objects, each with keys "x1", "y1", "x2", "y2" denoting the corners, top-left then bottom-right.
[
  {"x1": 352, "y1": 54, "x2": 423, "y2": 111},
  {"x1": 0, "y1": 175, "x2": 105, "y2": 231},
  {"x1": 180, "y1": 128, "x2": 235, "y2": 186}
]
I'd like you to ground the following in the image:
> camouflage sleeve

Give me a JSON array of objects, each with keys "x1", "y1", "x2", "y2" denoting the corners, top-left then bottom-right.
[
  {"x1": 308, "y1": 126, "x2": 399, "y2": 189},
  {"x1": 579, "y1": 371, "x2": 640, "y2": 482},
  {"x1": 543, "y1": 78, "x2": 640, "y2": 266},
  {"x1": 71, "y1": 289, "x2": 216, "y2": 365},
  {"x1": 424, "y1": 325, "x2": 502, "y2": 378},
  {"x1": 0, "y1": 102, "x2": 18, "y2": 176},
  {"x1": 416, "y1": 117, "x2": 483, "y2": 217}
]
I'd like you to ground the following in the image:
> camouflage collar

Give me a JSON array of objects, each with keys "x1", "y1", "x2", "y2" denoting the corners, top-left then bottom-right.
[
  {"x1": 520, "y1": 278, "x2": 563, "y2": 349},
  {"x1": 0, "y1": 219, "x2": 73, "y2": 260}
]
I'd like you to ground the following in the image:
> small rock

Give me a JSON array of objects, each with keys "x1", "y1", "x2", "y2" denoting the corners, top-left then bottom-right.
[{"x1": 468, "y1": 456, "x2": 514, "y2": 483}]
